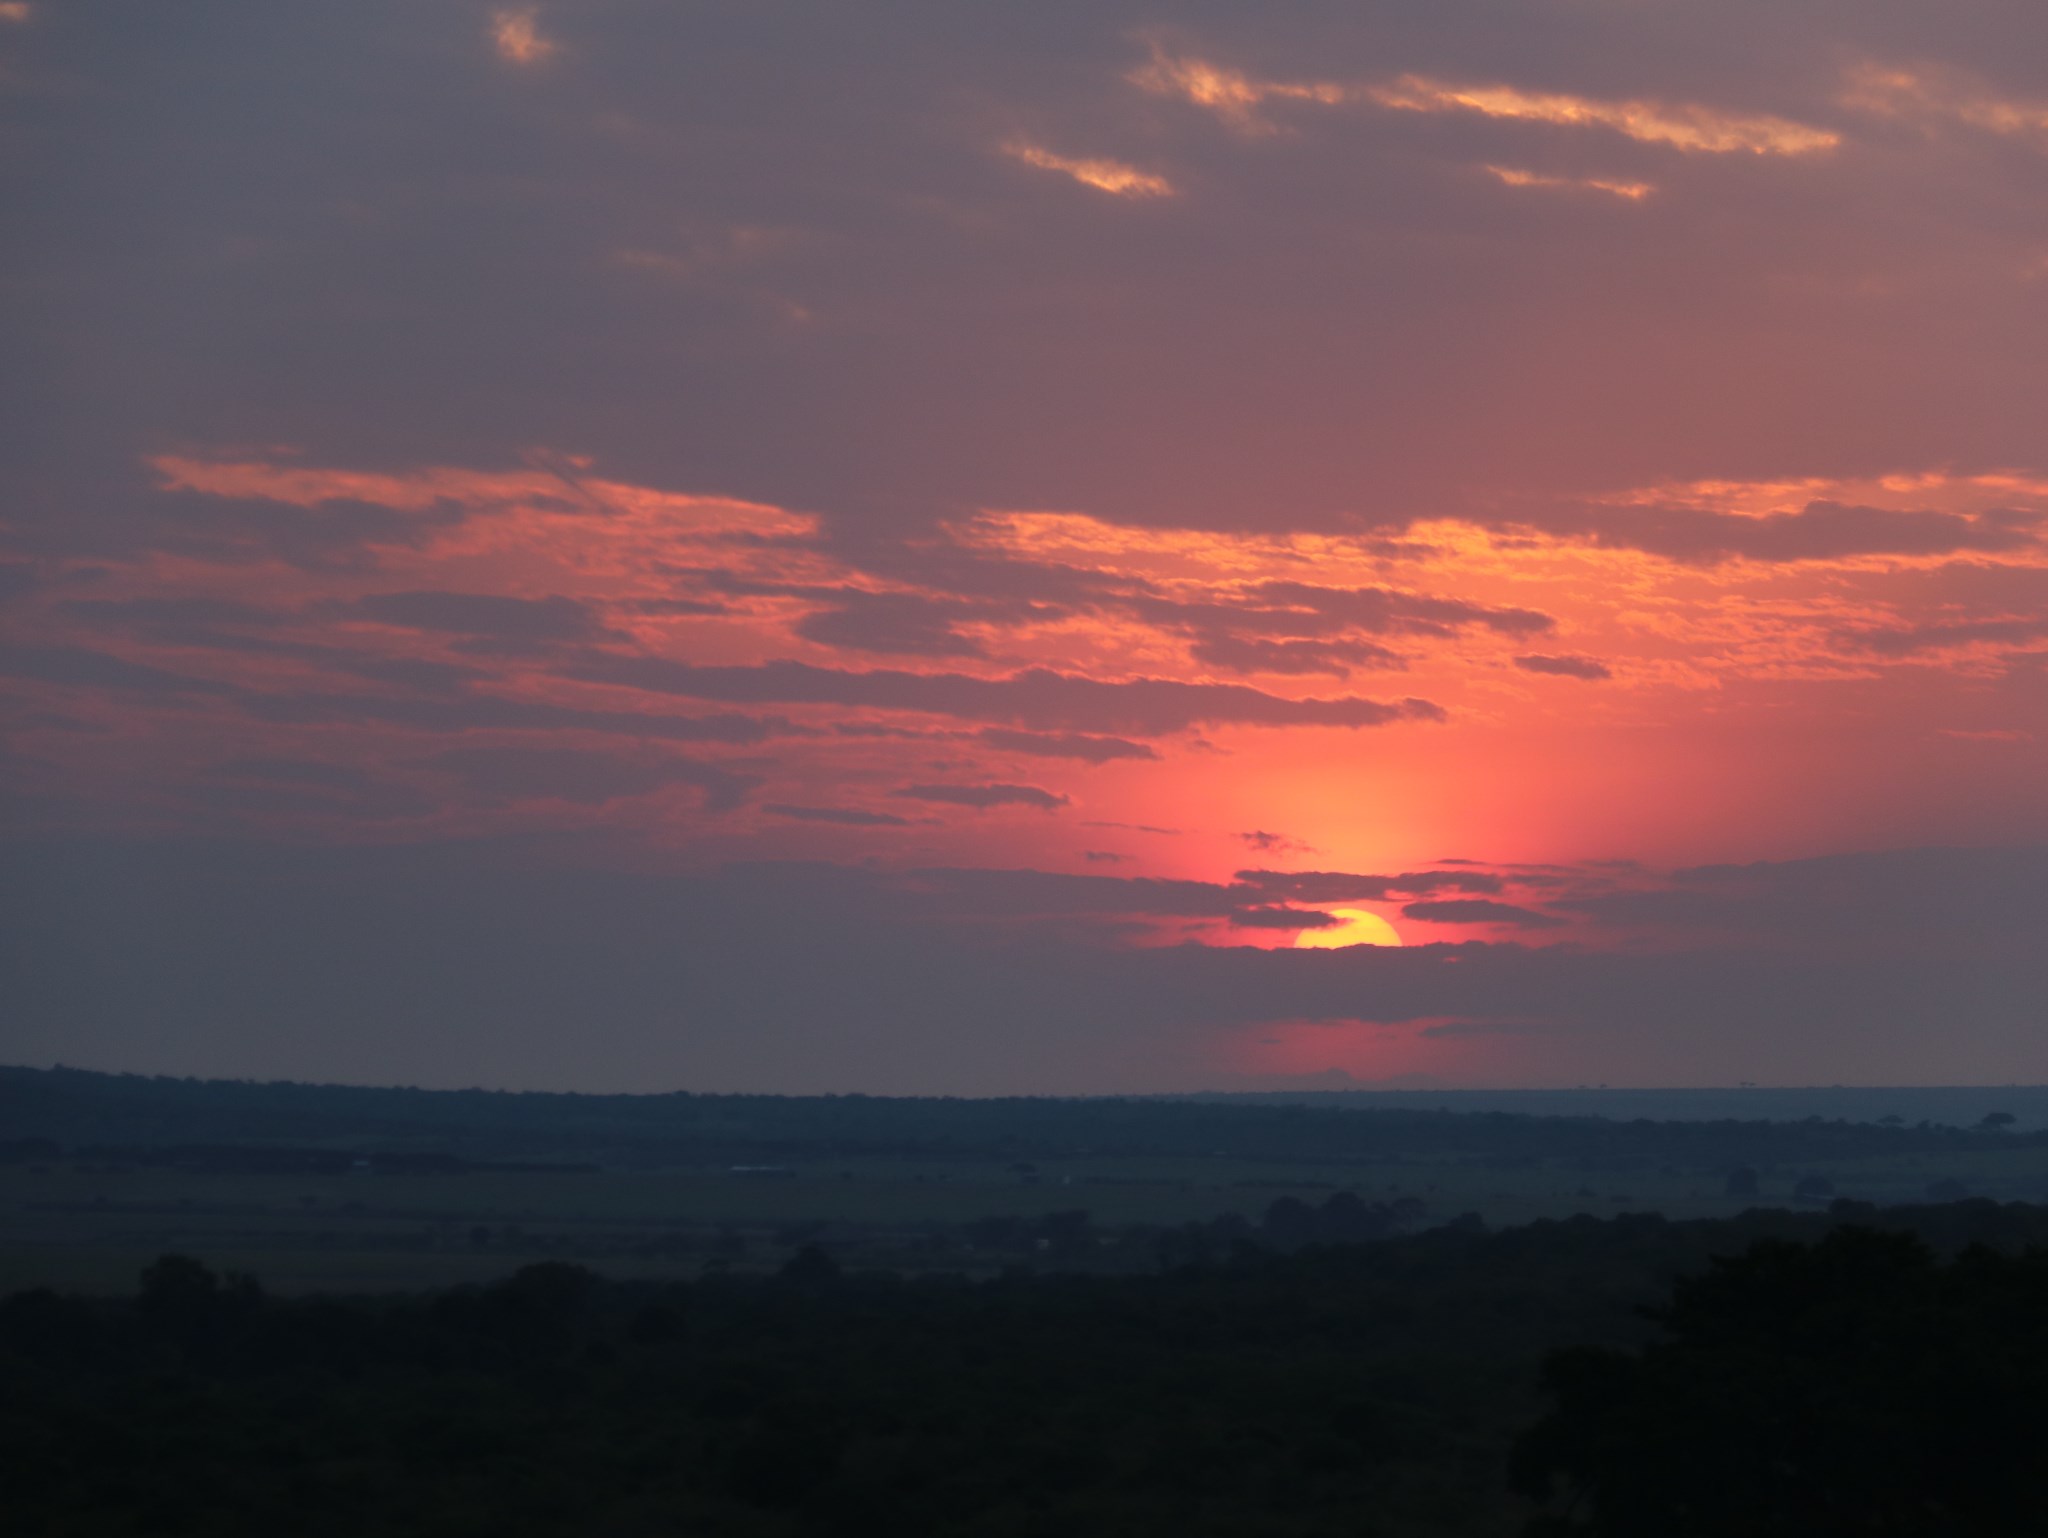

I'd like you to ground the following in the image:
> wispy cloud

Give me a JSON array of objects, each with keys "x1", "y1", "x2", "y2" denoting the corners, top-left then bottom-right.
[
  {"x1": 1002, "y1": 140, "x2": 1174, "y2": 198},
  {"x1": 1483, "y1": 165, "x2": 1653, "y2": 200},
  {"x1": 1127, "y1": 43, "x2": 1345, "y2": 133},
  {"x1": 1371, "y1": 75, "x2": 1837, "y2": 156},
  {"x1": 1841, "y1": 61, "x2": 2048, "y2": 147}
]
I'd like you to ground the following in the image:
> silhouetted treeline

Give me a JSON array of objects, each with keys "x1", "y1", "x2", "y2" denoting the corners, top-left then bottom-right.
[
  {"x1": 1514, "y1": 1226, "x2": 2048, "y2": 1533},
  {"x1": 5, "y1": 1065, "x2": 2027, "y2": 1171},
  {"x1": 6, "y1": 1199, "x2": 2047, "y2": 1536}
]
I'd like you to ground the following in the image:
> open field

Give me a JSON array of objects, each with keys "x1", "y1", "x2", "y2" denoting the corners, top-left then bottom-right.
[{"x1": 8, "y1": 1136, "x2": 2047, "y2": 1294}]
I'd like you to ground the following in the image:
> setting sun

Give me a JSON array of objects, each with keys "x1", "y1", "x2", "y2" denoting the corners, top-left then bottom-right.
[{"x1": 1293, "y1": 908, "x2": 1405, "y2": 948}]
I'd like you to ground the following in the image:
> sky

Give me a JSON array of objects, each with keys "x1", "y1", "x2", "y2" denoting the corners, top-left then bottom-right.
[{"x1": 3, "y1": 1, "x2": 2045, "y2": 1094}]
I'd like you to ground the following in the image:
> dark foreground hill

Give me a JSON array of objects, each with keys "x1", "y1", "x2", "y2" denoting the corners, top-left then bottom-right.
[{"x1": 6, "y1": 1198, "x2": 2047, "y2": 1537}]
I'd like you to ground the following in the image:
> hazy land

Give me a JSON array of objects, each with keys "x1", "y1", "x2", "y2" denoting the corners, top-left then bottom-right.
[{"x1": 6, "y1": 1066, "x2": 2046, "y2": 1294}]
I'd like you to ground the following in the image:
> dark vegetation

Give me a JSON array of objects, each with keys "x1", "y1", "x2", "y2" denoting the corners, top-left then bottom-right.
[
  {"x1": 7, "y1": 1065, "x2": 2037, "y2": 1170},
  {"x1": 8, "y1": 1069, "x2": 2048, "y2": 1531},
  {"x1": 7, "y1": 1201, "x2": 2048, "y2": 1536}
]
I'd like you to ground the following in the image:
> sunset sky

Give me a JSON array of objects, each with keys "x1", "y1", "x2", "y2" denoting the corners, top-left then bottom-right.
[{"x1": 4, "y1": 2, "x2": 2045, "y2": 1092}]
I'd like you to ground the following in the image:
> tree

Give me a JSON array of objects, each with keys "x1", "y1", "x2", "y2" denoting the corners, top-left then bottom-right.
[{"x1": 1511, "y1": 1228, "x2": 2048, "y2": 1534}]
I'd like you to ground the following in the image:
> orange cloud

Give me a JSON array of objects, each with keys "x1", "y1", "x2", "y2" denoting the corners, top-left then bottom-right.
[
  {"x1": 1483, "y1": 165, "x2": 1654, "y2": 200},
  {"x1": 1841, "y1": 61, "x2": 2048, "y2": 146},
  {"x1": 0, "y1": 3, "x2": 32, "y2": 23},
  {"x1": 1371, "y1": 75, "x2": 1838, "y2": 156},
  {"x1": 1127, "y1": 43, "x2": 1346, "y2": 132},
  {"x1": 490, "y1": 7, "x2": 557, "y2": 67},
  {"x1": 1002, "y1": 140, "x2": 1174, "y2": 198}
]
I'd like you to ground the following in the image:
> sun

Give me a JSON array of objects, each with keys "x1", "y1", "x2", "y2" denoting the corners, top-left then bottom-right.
[{"x1": 1293, "y1": 908, "x2": 1404, "y2": 948}]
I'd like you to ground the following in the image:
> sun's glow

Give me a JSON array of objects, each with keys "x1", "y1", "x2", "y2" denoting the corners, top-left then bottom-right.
[{"x1": 1293, "y1": 908, "x2": 1405, "y2": 948}]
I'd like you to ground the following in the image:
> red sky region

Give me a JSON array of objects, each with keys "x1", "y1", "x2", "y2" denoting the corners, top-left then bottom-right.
[{"x1": 2, "y1": 4, "x2": 2046, "y2": 1092}]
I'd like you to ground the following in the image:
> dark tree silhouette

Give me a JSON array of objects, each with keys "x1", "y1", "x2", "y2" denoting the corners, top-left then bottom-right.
[{"x1": 1511, "y1": 1227, "x2": 2048, "y2": 1534}]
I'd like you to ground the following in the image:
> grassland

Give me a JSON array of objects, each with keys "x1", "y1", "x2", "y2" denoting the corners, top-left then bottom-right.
[{"x1": 8, "y1": 1134, "x2": 2046, "y2": 1294}]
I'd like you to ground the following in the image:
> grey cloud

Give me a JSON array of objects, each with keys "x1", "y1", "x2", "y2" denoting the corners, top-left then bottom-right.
[
  {"x1": 895, "y1": 782, "x2": 1068, "y2": 811},
  {"x1": 1124, "y1": 583, "x2": 1552, "y2": 676},
  {"x1": 1549, "y1": 501, "x2": 2039, "y2": 566},
  {"x1": 210, "y1": 757, "x2": 385, "y2": 792},
  {"x1": 421, "y1": 747, "x2": 758, "y2": 810},
  {"x1": 1190, "y1": 634, "x2": 1404, "y2": 676},
  {"x1": 763, "y1": 803, "x2": 914, "y2": 826},
  {"x1": 792, "y1": 591, "x2": 989, "y2": 658},
  {"x1": 1237, "y1": 830, "x2": 1309, "y2": 853},
  {"x1": 1561, "y1": 845, "x2": 2048, "y2": 952},
  {"x1": 1402, "y1": 897, "x2": 1568, "y2": 928},
  {"x1": 0, "y1": 563, "x2": 42, "y2": 604},
  {"x1": 567, "y1": 656, "x2": 1444, "y2": 736},
  {"x1": 1230, "y1": 905, "x2": 1339, "y2": 930},
  {"x1": 242, "y1": 690, "x2": 793, "y2": 744},
  {"x1": 1243, "y1": 583, "x2": 1553, "y2": 638},
  {"x1": 1236, "y1": 868, "x2": 1506, "y2": 901},
  {"x1": 2, "y1": 645, "x2": 240, "y2": 698},
  {"x1": 343, "y1": 591, "x2": 620, "y2": 650},
  {"x1": 1515, "y1": 653, "x2": 1613, "y2": 680},
  {"x1": 975, "y1": 727, "x2": 1157, "y2": 762},
  {"x1": 64, "y1": 596, "x2": 296, "y2": 631},
  {"x1": 197, "y1": 757, "x2": 434, "y2": 820},
  {"x1": 1849, "y1": 616, "x2": 2048, "y2": 657}
]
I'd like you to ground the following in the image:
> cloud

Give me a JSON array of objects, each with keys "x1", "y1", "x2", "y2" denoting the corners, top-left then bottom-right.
[
  {"x1": 895, "y1": 782, "x2": 1068, "y2": 811},
  {"x1": 198, "y1": 757, "x2": 433, "y2": 820},
  {"x1": 491, "y1": 7, "x2": 557, "y2": 66},
  {"x1": 1236, "y1": 868, "x2": 1505, "y2": 901},
  {"x1": 1483, "y1": 166, "x2": 1653, "y2": 201},
  {"x1": 1127, "y1": 43, "x2": 1346, "y2": 132},
  {"x1": 1515, "y1": 653, "x2": 1613, "y2": 680},
  {"x1": 1401, "y1": 898, "x2": 1567, "y2": 929},
  {"x1": 1841, "y1": 61, "x2": 2048, "y2": 147},
  {"x1": 1237, "y1": 830, "x2": 1308, "y2": 854},
  {"x1": 2, "y1": 645, "x2": 239, "y2": 698},
  {"x1": 1848, "y1": 616, "x2": 2048, "y2": 657},
  {"x1": 1124, "y1": 41, "x2": 1833, "y2": 158},
  {"x1": 1001, "y1": 140, "x2": 1174, "y2": 198},
  {"x1": 342, "y1": 591, "x2": 618, "y2": 651},
  {"x1": 1190, "y1": 635, "x2": 1403, "y2": 676},
  {"x1": 241, "y1": 690, "x2": 793, "y2": 744},
  {"x1": 1229, "y1": 905, "x2": 1338, "y2": 930},
  {"x1": 1561, "y1": 845, "x2": 2048, "y2": 952},
  {"x1": 63, "y1": 596, "x2": 295, "y2": 632},
  {"x1": 1082, "y1": 850, "x2": 1127, "y2": 863},
  {"x1": 975, "y1": 728, "x2": 1156, "y2": 762},
  {"x1": 565, "y1": 656, "x2": 1444, "y2": 736},
  {"x1": 763, "y1": 803, "x2": 912, "y2": 826},
  {"x1": 421, "y1": 747, "x2": 756, "y2": 810},
  {"x1": 792, "y1": 591, "x2": 988, "y2": 658},
  {"x1": 1368, "y1": 74, "x2": 1838, "y2": 156},
  {"x1": 1551, "y1": 500, "x2": 2039, "y2": 565}
]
